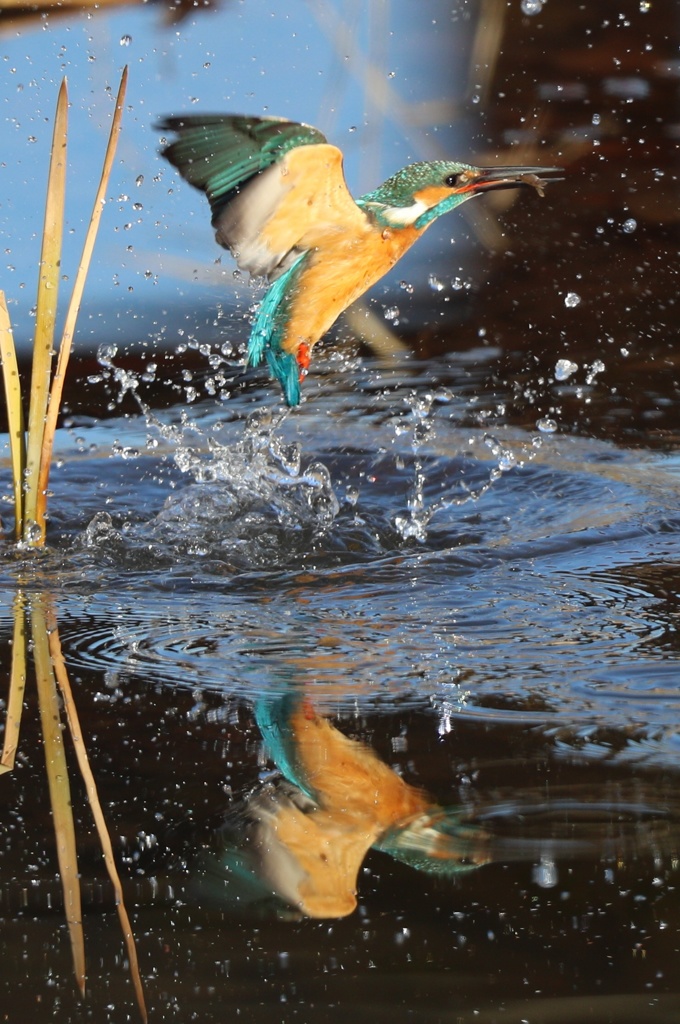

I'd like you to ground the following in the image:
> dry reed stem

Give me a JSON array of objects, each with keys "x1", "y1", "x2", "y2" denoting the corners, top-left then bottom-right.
[
  {"x1": 0, "y1": 292, "x2": 25, "y2": 538},
  {"x1": 37, "y1": 67, "x2": 129, "y2": 518},
  {"x1": 24, "y1": 79, "x2": 68, "y2": 542}
]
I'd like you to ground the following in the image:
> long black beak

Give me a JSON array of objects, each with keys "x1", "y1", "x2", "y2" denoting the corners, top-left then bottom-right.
[{"x1": 469, "y1": 165, "x2": 564, "y2": 197}]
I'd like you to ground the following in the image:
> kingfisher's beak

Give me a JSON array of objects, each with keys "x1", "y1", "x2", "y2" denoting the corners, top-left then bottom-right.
[{"x1": 465, "y1": 165, "x2": 564, "y2": 197}]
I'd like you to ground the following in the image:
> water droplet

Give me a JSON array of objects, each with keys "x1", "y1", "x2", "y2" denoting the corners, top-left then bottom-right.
[
  {"x1": 585, "y1": 359, "x2": 605, "y2": 384},
  {"x1": 536, "y1": 416, "x2": 558, "y2": 433},
  {"x1": 119, "y1": 34, "x2": 132, "y2": 46},
  {"x1": 592, "y1": 113, "x2": 601, "y2": 125},
  {"x1": 554, "y1": 358, "x2": 578, "y2": 381},
  {"x1": 384, "y1": 306, "x2": 399, "y2": 322},
  {"x1": 639, "y1": 1, "x2": 651, "y2": 11},
  {"x1": 564, "y1": 291, "x2": 581, "y2": 308},
  {"x1": 521, "y1": 0, "x2": 544, "y2": 14},
  {"x1": 344, "y1": 485, "x2": 359, "y2": 507},
  {"x1": 428, "y1": 274, "x2": 445, "y2": 292},
  {"x1": 97, "y1": 343, "x2": 118, "y2": 366},
  {"x1": 622, "y1": 217, "x2": 637, "y2": 234},
  {"x1": 135, "y1": 174, "x2": 144, "y2": 187},
  {"x1": 532, "y1": 858, "x2": 558, "y2": 888},
  {"x1": 22, "y1": 520, "x2": 43, "y2": 546}
]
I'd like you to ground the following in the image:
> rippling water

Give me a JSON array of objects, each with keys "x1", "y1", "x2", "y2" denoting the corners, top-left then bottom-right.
[
  {"x1": 6, "y1": 373, "x2": 680, "y2": 751},
  {"x1": 2, "y1": 353, "x2": 680, "y2": 1022}
]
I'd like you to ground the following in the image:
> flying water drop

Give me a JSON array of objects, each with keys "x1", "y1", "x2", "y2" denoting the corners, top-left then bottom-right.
[{"x1": 554, "y1": 358, "x2": 578, "y2": 381}]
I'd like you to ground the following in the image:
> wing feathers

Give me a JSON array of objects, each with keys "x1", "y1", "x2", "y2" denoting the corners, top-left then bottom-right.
[
  {"x1": 159, "y1": 115, "x2": 367, "y2": 280},
  {"x1": 159, "y1": 114, "x2": 327, "y2": 216}
]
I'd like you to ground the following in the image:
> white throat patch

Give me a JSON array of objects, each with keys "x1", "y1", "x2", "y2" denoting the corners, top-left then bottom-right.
[{"x1": 382, "y1": 199, "x2": 429, "y2": 227}]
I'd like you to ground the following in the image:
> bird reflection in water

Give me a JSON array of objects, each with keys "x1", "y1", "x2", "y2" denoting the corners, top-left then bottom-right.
[{"x1": 191, "y1": 696, "x2": 491, "y2": 919}]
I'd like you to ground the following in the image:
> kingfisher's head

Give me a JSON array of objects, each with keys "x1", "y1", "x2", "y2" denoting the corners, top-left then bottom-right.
[{"x1": 358, "y1": 160, "x2": 560, "y2": 230}]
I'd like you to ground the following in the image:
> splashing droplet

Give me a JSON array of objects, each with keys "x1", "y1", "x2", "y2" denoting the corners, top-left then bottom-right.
[
  {"x1": 564, "y1": 292, "x2": 581, "y2": 308},
  {"x1": 554, "y1": 358, "x2": 578, "y2": 381}
]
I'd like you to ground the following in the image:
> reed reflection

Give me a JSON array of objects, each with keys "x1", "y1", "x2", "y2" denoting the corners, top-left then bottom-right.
[{"x1": 0, "y1": 591, "x2": 147, "y2": 1021}]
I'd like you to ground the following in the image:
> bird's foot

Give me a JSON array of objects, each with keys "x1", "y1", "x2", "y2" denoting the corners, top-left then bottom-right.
[{"x1": 296, "y1": 342, "x2": 311, "y2": 382}]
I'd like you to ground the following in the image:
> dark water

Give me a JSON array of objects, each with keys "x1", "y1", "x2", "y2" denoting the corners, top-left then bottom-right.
[
  {"x1": 2, "y1": 364, "x2": 680, "y2": 1022},
  {"x1": 2, "y1": 2, "x2": 680, "y2": 1023}
]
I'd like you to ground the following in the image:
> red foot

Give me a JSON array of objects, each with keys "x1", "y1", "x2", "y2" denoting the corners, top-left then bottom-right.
[{"x1": 297, "y1": 342, "x2": 311, "y2": 381}]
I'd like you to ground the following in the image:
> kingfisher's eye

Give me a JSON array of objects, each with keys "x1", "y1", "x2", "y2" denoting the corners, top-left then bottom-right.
[{"x1": 445, "y1": 173, "x2": 460, "y2": 187}]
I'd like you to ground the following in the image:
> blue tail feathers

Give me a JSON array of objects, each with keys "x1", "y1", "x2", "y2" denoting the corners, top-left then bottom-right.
[{"x1": 247, "y1": 253, "x2": 308, "y2": 407}]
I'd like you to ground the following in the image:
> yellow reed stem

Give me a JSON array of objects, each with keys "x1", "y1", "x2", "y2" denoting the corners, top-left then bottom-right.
[
  {"x1": 0, "y1": 292, "x2": 25, "y2": 539},
  {"x1": 37, "y1": 67, "x2": 129, "y2": 523},
  {"x1": 23, "y1": 79, "x2": 68, "y2": 544}
]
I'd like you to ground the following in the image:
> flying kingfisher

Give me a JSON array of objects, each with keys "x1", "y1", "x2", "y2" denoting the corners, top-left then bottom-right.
[{"x1": 159, "y1": 114, "x2": 560, "y2": 405}]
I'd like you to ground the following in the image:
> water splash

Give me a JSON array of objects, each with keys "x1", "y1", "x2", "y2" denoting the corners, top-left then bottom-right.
[
  {"x1": 393, "y1": 392, "x2": 436, "y2": 541},
  {"x1": 393, "y1": 393, "x2": 546, "y2": 543},
  {"x1": 79, "y1": 406, "x2": 340, "y2": 570}
]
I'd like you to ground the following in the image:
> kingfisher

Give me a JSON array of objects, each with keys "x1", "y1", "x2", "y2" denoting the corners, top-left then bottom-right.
[{"x1": 159, "y1": 114, "x2": 560, "y2": 405}]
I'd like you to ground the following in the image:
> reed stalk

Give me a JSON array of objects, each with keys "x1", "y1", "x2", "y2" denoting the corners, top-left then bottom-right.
[
  {"x1": 0, "y1": 69, "x2": 127, "y2": 546},
  {"x1": 38, "y1": 67, "x2": 128, "y2": 521},
  {"x1": 0, "y1": 294, "x2": 24, "y2": 539},
  {"x1": 23, "y1": 80, "x2": 68, "y2": 541}
]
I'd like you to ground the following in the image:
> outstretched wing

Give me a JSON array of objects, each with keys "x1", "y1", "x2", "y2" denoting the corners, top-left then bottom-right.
[{"x1": 159, "y1": 114, "x2": 367, "y2": 280}]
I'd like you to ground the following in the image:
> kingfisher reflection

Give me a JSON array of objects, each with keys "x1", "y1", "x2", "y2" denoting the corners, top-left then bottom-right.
[{"x1": 192, "y1": 695, "x2": 491, "y2": 919}]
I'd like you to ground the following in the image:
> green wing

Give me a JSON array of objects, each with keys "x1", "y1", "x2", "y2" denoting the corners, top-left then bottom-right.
[{"x1": 158, "y1": 114, "x2": 328, "y2": 224}]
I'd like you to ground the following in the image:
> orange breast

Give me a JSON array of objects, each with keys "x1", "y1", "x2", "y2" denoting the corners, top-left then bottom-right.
[{"x1": 279, "y1": 221, "x2": 426, "y2": 356}]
